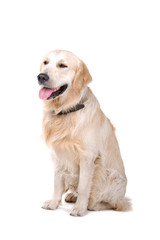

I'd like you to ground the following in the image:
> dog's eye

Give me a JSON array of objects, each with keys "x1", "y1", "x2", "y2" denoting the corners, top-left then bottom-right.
[
  {"x1": 58, "y1": 63, "x2": 68, "y2": 68},
  {"x1": 43, "y1": 60, "x2": 49, "y2": 65}
]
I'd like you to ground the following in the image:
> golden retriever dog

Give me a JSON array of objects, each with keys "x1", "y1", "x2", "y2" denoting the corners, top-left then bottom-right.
[{"x1": 37, "y1": 50, "x2": 130, "y2": 216}]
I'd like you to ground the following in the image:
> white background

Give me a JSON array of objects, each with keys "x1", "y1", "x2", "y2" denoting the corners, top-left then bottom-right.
[{"x1": 0, "y1": 0, "x2": 160, "y2": 239}]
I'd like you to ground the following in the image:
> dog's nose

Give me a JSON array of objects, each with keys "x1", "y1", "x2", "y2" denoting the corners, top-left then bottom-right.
[{"x1": 37, "y1": 73, "x2": 49, "y2": 84}]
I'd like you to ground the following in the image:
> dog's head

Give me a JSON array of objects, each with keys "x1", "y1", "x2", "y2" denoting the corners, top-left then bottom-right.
[{"x1": 38, "y1": 50, "x2": 92, "y2": 102}]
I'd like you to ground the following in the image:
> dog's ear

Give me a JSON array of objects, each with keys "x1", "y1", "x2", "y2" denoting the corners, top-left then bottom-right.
[
  {"x1": 73, "y1": 61, "x2": 92, "y2": 91},
  {"x1": 82, "y1": 61, "x2": 92, "y2": 86},
  {"x1": 40, "y1": 62, "x2": 43, "y2": 72}
]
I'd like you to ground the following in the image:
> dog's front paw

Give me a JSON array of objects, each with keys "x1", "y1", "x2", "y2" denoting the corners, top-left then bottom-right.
[
  {"x1": 70, "y1": 205, "x2": 87, "y2": 217},
  {"x1": 42, "y1": 200, "x2": 59, "y2": 210}
]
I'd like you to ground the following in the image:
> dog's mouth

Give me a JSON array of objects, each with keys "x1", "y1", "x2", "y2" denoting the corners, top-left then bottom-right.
[{"x1": 39, "y1": 84, "x2": 68, "y2": 100}]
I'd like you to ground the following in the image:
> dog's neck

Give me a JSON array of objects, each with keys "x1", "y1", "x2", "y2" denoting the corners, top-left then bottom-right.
[
  {"x1": 52, "y1": 88, "x2": 88, "y2": 115},
  {"x1": 53, "y1": 103, "x2": 85, "y2": 115}
]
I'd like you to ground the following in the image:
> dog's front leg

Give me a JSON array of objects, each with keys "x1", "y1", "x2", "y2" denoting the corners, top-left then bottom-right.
[
  {"x1": 42, "y1": 170, "x2": 64, "y2": 210},
  {"x1": 70, "y1": 159, "x2": 94, "y2": 216}
]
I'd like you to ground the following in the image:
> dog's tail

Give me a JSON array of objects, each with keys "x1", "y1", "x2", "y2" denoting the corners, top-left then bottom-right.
[{"x1": 114, "y1": 197, "x2": 132, "y2": 211}]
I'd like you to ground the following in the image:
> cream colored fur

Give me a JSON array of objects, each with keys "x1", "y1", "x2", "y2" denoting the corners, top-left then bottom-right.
[{"x1": 39, "y1": 50, "x2": 130, "y2": 216}]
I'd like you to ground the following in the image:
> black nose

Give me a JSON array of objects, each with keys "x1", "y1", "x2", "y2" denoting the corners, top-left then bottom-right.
[{"x1": 37, "y1": 73, "x2": 49, "y2": 84}]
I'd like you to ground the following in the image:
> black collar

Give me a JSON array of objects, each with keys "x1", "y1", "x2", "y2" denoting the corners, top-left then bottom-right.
[{"x1": 56, "y1": 103, "x2": 85, "y2": 115}]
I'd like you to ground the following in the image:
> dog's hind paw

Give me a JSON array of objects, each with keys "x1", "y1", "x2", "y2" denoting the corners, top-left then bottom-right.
[{"x1": 65, "y1": 193, "x2": 77, "y2": 203}]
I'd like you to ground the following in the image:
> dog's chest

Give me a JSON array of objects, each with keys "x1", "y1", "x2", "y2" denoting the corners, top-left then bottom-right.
[
  {"x1": 43, "y1": 113, "x2": 80, "y2": 143},
  {"x1": 43, "y1": 113, "x2": 84, "y2": 165}
]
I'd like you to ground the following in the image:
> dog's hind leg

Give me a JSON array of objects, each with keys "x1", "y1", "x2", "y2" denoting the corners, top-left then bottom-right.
[
  {"x1": 89, "y1": 167, "x2": 131, "y2": 212},
  {"x1": 88, "y1": 201, "x2": 113, "y2": 211}
]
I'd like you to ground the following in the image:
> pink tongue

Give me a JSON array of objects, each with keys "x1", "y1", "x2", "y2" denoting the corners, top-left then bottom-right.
[{"x1": 39, "y1": 87, "x2": 55, "y2": 100}]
